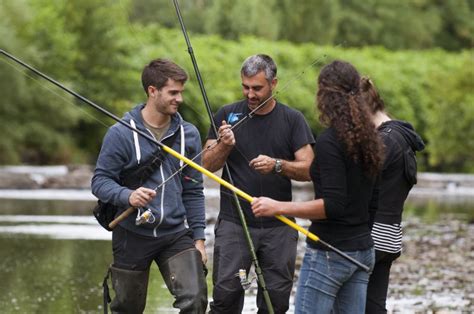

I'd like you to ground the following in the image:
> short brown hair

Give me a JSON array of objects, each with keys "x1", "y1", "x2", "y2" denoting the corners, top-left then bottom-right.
[
  {"x1": 360, "y1": 76, "x2": 385, "y2": 114},
  {"x1": 141, "y1": 59, "x2": 188, "y2": 95}
]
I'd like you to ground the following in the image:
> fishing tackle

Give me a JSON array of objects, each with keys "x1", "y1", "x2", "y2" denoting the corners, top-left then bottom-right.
[
  {"x1": 236, "y1": 269, "x2": 255, "y2": 290},
  {"x1": 135, "y1": 208, "x2": 156, "y2": 226},
  {"x1": 0, "y1": 48, "x2": 370, "y2": 273}
]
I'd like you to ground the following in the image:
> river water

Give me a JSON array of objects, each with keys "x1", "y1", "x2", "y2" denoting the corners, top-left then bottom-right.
[{"x1": 0, "y1": 180, "x2": 473, "y2": 313}]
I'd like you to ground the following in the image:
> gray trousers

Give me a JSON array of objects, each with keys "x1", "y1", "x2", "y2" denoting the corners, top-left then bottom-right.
[{"x1": 210, "y1": 219, "x2": 298, "y2": 314}]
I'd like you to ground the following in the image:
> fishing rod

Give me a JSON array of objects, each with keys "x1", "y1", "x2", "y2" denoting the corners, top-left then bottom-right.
[
  {"x1": 170, "y1": 1, "x2": 369, "y2": 274},
  {"x1": 0, "y1": 48, "x2": 370, "y2": 272},
  {"x1": 172, "y1": 1, "x2": 274, "y2": 311}
]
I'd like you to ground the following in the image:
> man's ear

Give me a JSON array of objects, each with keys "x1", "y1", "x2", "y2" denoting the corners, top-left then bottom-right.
[
  {"x1": 147, "y1": 86, "x2": 154, "y2": 97},
  {"x1": 148, "y1": 85, "x2": 159, "y2": 97},
  {"x1": 271, "y1": 78, "x2": 278, "y2": 90}
]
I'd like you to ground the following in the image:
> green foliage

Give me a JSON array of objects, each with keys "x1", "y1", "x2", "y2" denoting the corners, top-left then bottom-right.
[
  {"x1": 0, "y1": 0, "x2": 472, "y2": 172},
  {"x1": 127, "y1": 27, "x2": 473, "y2": 171},
  {"x1": 277, "y1": 0, "x2": 340, "y2": 44},
  {"x1": 0, "y1": 0, "x2": 81, "y2": 164},
  {"x1": 129, "y1": 0, "x2": 473, "y2": 51},
  {"x1": 337, "y1": 0, "x2": 443, "y2": 49},
  {"x1": 425, "y1": 52, "x2": 474, "y2": 172}
]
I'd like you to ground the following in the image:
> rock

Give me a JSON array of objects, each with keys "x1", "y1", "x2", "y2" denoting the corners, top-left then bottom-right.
[
  {"x1": 0, "y1": 165, "x2": 93, "y2": 189},
  {"x1": 43, "y1": 165, "x2": 93, "y2": 189},
  {"x1": 0, "y1": 172, "x2": 40, "y2": 189}
]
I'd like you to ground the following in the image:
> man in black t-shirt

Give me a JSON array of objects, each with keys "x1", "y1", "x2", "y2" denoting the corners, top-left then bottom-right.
[{"x1": 202, "y1": 54, "x2": 315, "y2": 314}]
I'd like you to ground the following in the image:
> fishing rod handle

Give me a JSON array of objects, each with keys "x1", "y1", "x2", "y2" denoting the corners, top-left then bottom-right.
[{"x1": 108, "y1": 207, "x2": 136, "y2": 229}]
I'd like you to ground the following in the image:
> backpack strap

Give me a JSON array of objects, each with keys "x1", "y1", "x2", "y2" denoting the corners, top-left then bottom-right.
[
  {"x1": 179, "y1": 124, "x2": 185, "y2": 169},
  {"x1": 130, "y1": 119, "x2": 141, "y2": 165},
  {"x1": 120, "y1": 126, "x2": 181, "y2": 189}
]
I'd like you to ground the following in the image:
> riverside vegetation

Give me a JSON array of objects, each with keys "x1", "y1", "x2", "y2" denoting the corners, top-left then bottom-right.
[{"x1": 0, "y1": 0, "x2": 472, "y2": 172}]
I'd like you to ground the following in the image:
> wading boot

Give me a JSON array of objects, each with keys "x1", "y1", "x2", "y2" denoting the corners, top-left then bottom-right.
[
  {"x1": 109, "y1": 266, "x2": 150, "y2": 314},
  {"x1": 159, "y1": 248, "x2": 208, "y2": 313}
]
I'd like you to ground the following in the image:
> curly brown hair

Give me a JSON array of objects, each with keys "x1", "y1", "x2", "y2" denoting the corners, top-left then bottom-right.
[{"x1": 317, "y1": 60, "x2": 384, "y2": 177}]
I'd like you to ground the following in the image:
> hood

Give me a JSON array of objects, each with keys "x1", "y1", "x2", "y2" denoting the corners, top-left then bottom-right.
[
  {"x1": 122, "y1": 103, "x2": 183, "y2": 133},
  {"x1": 379, "y1": 120, "x2": 425, "y2": 152}
]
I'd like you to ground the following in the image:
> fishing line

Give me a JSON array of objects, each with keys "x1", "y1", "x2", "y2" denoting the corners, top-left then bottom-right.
[
  {"x1": 2, "y1": 39, "x2": 371, "y2": 272},
  {"x1": 0, "y1": 57, "x2": 110, "y2": 129},
  {"x1": 140, "y1": 53, "x2": 328, "y2": 203},
  {"x1": 1, "y1": 50, "x2": 182, "y2": 212},
  {"x1": 135, "y1": 52, "x2": 330, "y2": 223},
  {"x1": 117, "y1": 0, "x2": 215, "y2": 127},
  {"x1": 229, "y1": 54, "x2": 328, "y2": 133}
]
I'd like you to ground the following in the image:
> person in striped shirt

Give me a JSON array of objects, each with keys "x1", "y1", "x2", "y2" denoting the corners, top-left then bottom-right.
[{"x1": 361, "y1": 77, "x2": 425, "y2": 313}]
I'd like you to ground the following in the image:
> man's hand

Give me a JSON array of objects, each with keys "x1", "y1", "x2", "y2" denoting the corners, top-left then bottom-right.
[
  {"x1": 249, "y1": 154, "x2": 277, "y2": 175},
  {"x1": 194, "y1": 239, "x2": 207, "y2": 264},
  {"x1": 128, "y1": 187, "x2": 156, "y2": 207},
  {"x1": 218, "y1": 120, "x2": 235, "y2": 146}
]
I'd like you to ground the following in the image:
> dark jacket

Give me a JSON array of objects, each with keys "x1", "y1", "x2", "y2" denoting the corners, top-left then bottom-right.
[
  {"x1": 91, "y1": 104, "x2": 205, "y2": 240},
  {"x1": 369, "y1": 120, "x2": 425, "y2": 226}
]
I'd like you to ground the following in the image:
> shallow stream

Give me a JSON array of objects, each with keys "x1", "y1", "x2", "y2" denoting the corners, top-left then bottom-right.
[{"x1": 0, "y1": 181, "x2": 473, "y2": 313}]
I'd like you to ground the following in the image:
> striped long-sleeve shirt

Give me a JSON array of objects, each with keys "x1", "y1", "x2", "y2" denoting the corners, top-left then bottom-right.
[{"x1": 371, "y1": 222, "x2": 402, "y2": 253}]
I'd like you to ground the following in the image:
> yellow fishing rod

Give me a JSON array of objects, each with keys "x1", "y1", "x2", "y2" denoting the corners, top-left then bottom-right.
[
  {"x1": 0, "y1": 48, "x2": 369, "y2": 272},
  {"x1": 165, "y1": 146, "x2": 313, "y2": 238}
]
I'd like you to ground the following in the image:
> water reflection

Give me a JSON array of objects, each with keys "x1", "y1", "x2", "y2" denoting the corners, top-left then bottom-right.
[
  {"x1": 0, "y1": 197, "x2": 186, "y2": 313},
  {"x1": 0, "y1": 190, "x2": 473, "y2": 313}
]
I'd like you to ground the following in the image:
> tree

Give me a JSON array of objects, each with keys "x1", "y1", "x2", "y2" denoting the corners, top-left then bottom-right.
[
  {"x1": 277, "y1": 0, "x2": 340, "y2": 44},
  {"x1": 0, "y1": 0, "x2": 82, "y2": 164}
]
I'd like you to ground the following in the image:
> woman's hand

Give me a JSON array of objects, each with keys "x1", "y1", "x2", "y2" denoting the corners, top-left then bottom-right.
[{"x1": 251, "y1": 197, "x2": 282, "y2": 217}]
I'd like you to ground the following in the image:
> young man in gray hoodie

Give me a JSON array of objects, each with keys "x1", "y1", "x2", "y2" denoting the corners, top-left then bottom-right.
[{"x1": 92, "y1": 59, "x2": 207, "y2": 313}]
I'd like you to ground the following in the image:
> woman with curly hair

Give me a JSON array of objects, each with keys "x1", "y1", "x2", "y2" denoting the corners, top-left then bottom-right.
[
  {"x1": 251, "y1": 60, "x2": 384, "y2": 313},
  {"x1": 360, "y1": 77, "x2": 425, "y2": 314}
]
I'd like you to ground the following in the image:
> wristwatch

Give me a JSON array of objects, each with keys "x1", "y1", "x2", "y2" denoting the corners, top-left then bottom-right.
[{"x1": 274, "y1": 159, "x2": 283, "y2": 174}]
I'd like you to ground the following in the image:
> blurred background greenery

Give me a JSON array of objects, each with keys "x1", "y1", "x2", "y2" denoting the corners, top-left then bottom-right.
[{"x1": 0, "y1": 0, "x2": 473, "y2": 172}]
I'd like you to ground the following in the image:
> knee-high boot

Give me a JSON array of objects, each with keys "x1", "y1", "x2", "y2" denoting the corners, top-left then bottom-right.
[
  {"x1": 109, "y1": 266, "x2": 150, "y2": 314},
  {"x1": 159, "y1": 248, "x2": 208, "y2": 313}
]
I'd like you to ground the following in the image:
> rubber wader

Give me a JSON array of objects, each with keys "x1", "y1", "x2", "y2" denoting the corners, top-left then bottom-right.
[
  {"x1": 159, "y1": 248, "x2": 208, "y2": 313},
  {"x1": 109, "y1": 266, "x2": 150, "y2": 314}
]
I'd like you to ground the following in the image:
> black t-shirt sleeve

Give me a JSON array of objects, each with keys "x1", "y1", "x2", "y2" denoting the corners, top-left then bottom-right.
[
  {"x1": 290, "y1": 110, "x2": 316, "y2": 152},
  {"x1": 314, "y1": 133, "x2": 347, "y2": 219}
]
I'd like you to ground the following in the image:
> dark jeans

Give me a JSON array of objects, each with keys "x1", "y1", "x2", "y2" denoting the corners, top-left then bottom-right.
[
  {"x1": 366, "y1": 250, "x2": 401, "y2": 314},
  {"x1": 210, "y1": 219, "x2": 298, "y2": 314},
  {"x1": 112, "y1": 225, "x2": 195, "y2": 270}
]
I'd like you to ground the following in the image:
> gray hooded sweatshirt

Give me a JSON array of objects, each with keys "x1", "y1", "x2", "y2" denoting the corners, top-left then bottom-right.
[{"x1": 91, "y1": 104, "x2": 205, "y2": 240}]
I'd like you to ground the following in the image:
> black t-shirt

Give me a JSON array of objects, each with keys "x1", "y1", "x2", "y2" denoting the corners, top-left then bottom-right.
[
  {"x1": 208, "y1": 100, "x2": 315, "y2": 227},
  {"x1": 308, "y1": 127, "x2": 375, "y2": 251}
]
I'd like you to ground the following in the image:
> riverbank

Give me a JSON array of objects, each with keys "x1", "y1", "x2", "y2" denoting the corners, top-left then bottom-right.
[
  {"x1": 1, "y1": 165, "x2": 474, "y2": 201},
  {"x1": 0, "y1": 198, "x2": 472, "y2": 312},
  {"x1": 0, "y1": 166, "x2": 473, "y2": 312}
]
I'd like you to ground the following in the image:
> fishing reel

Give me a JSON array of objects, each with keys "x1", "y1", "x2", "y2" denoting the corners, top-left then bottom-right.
[
  {"x1": 135, "y1": 207, "x2": 156, "y2": 226},
  {"x1": 236, "y1": 269, "x2": 256, "y2": 290}
]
